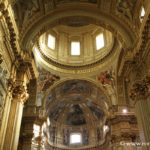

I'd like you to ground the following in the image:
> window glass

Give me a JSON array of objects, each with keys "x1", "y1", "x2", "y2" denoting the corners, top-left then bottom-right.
[
  {"x1": 48, "y1": 34, "x2": 55, "y2": 49},
  {"x1": 70, "y1": 133, "x2": 82, "y2": 144},
  {"x1": 96, "y1": 33, "x2": 104, "y2": 50},
  {"x1": 71, "y1": 41, "x2": 80, "y2": 56},
  {"x1": 140, "y1": 6, "x2": 145, "y2": 22}
]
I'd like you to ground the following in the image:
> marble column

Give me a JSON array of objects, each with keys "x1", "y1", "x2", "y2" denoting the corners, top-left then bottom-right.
[
  {"x1": 3, "y1": 83, "x2": 28, "y2": 150},
  {"x1": 130, "y1": 80, "x2": 150, "y2": 150}
]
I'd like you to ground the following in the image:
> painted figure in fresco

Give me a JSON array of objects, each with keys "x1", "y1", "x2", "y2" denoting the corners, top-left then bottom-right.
[
  {"x1": 49, "y1": 102, "x2": 65, "y2": 122},
  {"x1": 97, "y1": 70, "x2": 113, "y2": 85},
  {"x1": 86, "y1": 101, "x2": 104, "y2": 120},
  {"x1": 62, "y1": 80, "x2": 90, "y2": 94},
  {"x1": 66, "y1": 105, "x2": 86, "y2": 126}
]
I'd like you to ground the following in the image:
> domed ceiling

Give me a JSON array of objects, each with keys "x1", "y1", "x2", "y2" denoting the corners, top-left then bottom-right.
[
  {"x1": 38, "y1": 24, "x2": 114, "y2": 66},
  {"x1": 12, "y1": 0, "x2": 137, "y2": 77},
  {"x1": 34, "y1": 22, "x2": 117, "y2": 76}
]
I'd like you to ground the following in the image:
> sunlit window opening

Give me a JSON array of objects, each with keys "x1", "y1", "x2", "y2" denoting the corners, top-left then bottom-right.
[
  {"x1": 96, "y1": 33, "x2": 104, "y2": 50},
  {"x1": 47, "y1": 117, "x2": 50, "y2": 126},
  {"x1": 70, "y1": 133, "x2": 82, "y2": 144},
  {"x1": 48, "y1": 34, "x2": 56, "y2": 49},
  {"x1": 71, "y1": 41, "x2": 80, "y2": 56},
  {"x1": 33, "y1": 124, "x2": 40, "y2": 137},
  {"x1": 103, "y1": 125, "x2": 109, "y2": 133},
  {"x1": 140, "y1": 6, "x2": 145, "y2": 22}
]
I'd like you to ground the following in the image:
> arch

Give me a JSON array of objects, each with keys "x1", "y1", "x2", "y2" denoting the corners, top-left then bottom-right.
[
  {"x1": 43, "y1": 78, "x2": 112, "y2": 112},
  {"x1": 20, "y1": 4, "x2": 136, "y2": 51}
]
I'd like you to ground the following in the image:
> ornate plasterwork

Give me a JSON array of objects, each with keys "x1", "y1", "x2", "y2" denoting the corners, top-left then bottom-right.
[
  {"x1": 0, "y1": 2, "x2": 38, "y2": 80},
  {"x1": 110, "y1": 114, "x2": 139, "y2": 145},
  {"x1": 118, "y1": 12, "x2": 150, "y2": 77},
  {"x1": 130, "y1": 76, "x2": 150, "y2": 103},
  {"x1": 12, "y1": 84, "x2": 29, "y2": 103}
]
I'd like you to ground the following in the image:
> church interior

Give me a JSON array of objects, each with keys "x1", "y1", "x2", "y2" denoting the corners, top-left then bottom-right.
[{"x1": 0, "y1": 0, "x2": 150, "y2": 150}]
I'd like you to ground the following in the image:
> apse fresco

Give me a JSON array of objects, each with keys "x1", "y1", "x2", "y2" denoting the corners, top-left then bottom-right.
[
  {"x1": 49, "y1": 102, "x2": 65, "y2": 121},
  {"x1": 66, "y1": 105, "x2": 86, "y2": 126},
  {"x1": 61, "y1": 80, "x2": 91, "y2": 94},
  {"x1": 86, "y1": 101, "x2": 104, "y2": 120}
]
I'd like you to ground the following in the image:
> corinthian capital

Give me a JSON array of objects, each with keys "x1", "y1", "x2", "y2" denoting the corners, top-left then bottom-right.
[
  {"x1": 12, "y1": 84, "x2": 29, "y2": 104},
  {"x1": 130, "y1": 81, "x2": 148, "y2": 103}
]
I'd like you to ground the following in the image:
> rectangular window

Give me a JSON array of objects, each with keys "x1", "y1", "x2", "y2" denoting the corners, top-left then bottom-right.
[
  {"x1": 48, "y1": 34, "x2": 55, "y2": 49},
  {"x1": 71, "y1": 41, "x2": 80, "y2": 56},
  {"x1": 70, "y1": 133, "x2": 82, "y2": 144},
  {"x1": 140, "y1": 6, "x2": 145, "y2": 22},
  {"x1": 96, "y1": 33, "x2": 104, "y2": 50},
  {"x1": 33, "y1": 124, "x2": 40, "y2": 137}
]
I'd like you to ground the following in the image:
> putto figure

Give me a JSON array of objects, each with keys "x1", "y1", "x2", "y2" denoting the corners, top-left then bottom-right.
[{"x1": 97, "y1": 70, "x2": 113, "y2": 85}]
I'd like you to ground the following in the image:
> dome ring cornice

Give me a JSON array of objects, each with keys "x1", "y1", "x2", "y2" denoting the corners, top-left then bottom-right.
[{"x1": 36, "y1": 38, "x2": 117, "y2": 70}]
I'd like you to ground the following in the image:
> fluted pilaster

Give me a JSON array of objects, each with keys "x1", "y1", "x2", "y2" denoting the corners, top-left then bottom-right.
[
  {"x1": 3, "y1": 82, "x2": 28, "y2": 150},
  {"x1": 0, "y1": 78, "x2": 15, "y2": 149}
]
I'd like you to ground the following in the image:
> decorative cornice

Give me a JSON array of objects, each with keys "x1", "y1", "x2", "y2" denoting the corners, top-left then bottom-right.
[
  {"x1": 119, "y1": 13, "x2": 150, "y2": 77},
  {"x1": 0, "y1": 2, "x2": 37, "y2": 79},
  {"x1": 111, "y1": 133, "x2": 138, "y2": 143},
  {"x1": 20, "y1": 4, "x2": 136, "y2": 52},
  {"x1": 36, "y1": 38, "x2": 117, "y2": 70},
  {"x1": 110, "y1": 115, "x2": 137, "y2": 125}
]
